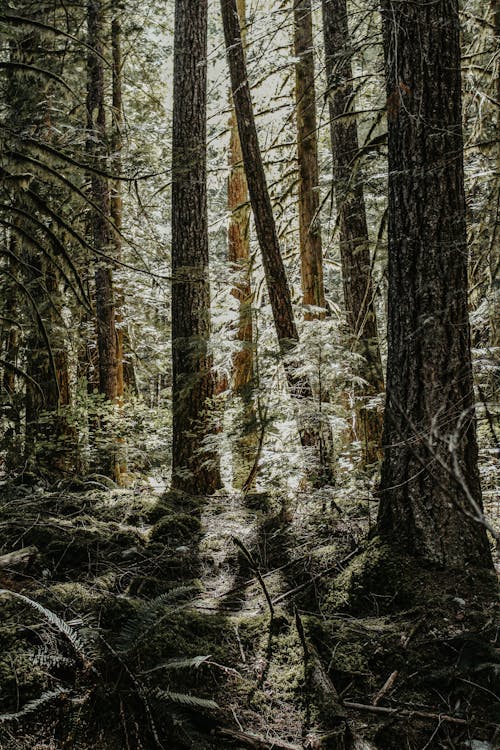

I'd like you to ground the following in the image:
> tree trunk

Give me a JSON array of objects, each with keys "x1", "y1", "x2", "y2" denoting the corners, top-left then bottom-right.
[
  {"x1": 322, "y1": 0, "x2": 384, "y2": 465},
  {"x1": 221, "y1": 0, "x2": 335, "y2": 485},
  {"x1": 377, "y1": 0, "x2": 493, "y2": 568},
  {"x1": 111, "y1": 10, "x2": 125, "y2": 404},
  {"x1": 171, "y1": 0, "x2": 222, "y2": 495},
  {"x1": 227, "y1": 0, "x2": 258, "y2": 489},
  {"x1": 110, "y1": 6, "x2": 129, "y2": 479},
  {"x1": 293, "y1": 0, "x2": 325, "y2": 320},
  {"x1": 111, "y1": 7, "x2": 137, "y2": 398},
  {"x1": 87, "y1": 0, "x2": 118, "y2": 406}
]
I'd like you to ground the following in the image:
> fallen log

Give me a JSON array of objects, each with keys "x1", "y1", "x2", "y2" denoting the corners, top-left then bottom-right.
[{"x1": 0, "y1": 546, "x2": 38, "y2": 570}]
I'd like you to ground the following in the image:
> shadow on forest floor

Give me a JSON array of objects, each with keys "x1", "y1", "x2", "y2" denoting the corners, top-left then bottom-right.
[{"x1": 0, "y1": 477, "x2": 498, "y2": 750}]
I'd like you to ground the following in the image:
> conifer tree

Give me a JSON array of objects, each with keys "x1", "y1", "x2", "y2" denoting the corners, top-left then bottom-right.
[
  {"x1": 377, "y1": 0, "x2": 493, "y2": 568},
  {"x1": 171, "y1": 0, "x2": 222, "y2": 494},
  {"x1": 322, "y1": 0, "x2": 384, "y2": 465}
]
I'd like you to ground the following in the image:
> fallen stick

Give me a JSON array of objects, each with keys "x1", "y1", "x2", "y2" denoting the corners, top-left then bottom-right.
[
  {"x1": 0, "y1": 546, "x2": 38, "y2": 570},
  {"x1": 372, "y1": 670, "x2": 399, "y2": 706},
  {"x1": 216, "y1": 727, "x2": 301, "y2": 749},
  {"x1": 343, "y1": 701, "x2": 468, "y2": 726},
  {"x1": 233, "y1": 537, "x2": 274, "y2": 620}
]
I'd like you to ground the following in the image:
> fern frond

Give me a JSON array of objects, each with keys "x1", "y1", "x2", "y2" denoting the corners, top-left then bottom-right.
[
  {"x1": 116, "y1": 586, "x2": 197, "y2": 654},
  {"x1": 151, "y1": 688, "x2": 219, "y2": 711},
  {"x1": 0, "y1": 688, "x2": 67, "y2": 723},
  {"x1": 32, "y1": 648, "x2": 74, "y2": 671},
  {"x1": 141, "y1": 655, "x2": 211, "y2": 674},
  {"x1": 0, "y1": 588, "x2": 91, "y2": 660}
]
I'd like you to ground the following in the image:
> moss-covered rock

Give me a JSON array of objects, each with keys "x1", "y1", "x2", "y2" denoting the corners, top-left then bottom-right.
[{"x1": 149, "y1": 513, "x2": 202, "y2": 546}]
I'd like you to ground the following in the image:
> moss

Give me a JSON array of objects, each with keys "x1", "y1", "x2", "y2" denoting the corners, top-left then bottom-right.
[
  {"x1": 323, "y1": 539, "x2": 415, "y2": 614},
  {"x1": 98, "y1": 595, "x2": 139, "y2": 631},
  {"x1": 149, "y1": 513, "x2": 202, "y2": 546},
  {"x1": 140, "y1": 609, "x2": 234, "y2": 668},
  {"x1": 161, "y1": 490, "x2": 204, "y2": 513},
  {"x1": 244, "y1": 492, "x2": 272, "y2": 512},
  {"x1": 0, "y1": 650, "x2": 48, "y2": 712}
]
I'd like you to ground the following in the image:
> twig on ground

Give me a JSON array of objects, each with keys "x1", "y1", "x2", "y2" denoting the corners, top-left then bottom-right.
[
  {"x1": 272, "y1": 548, "x2": 359, "y2": 606},
  {"x1": 216, "y1": 727, "x2": 301, "y2": 749},
  {"x1": 232, "y1": 537, "x2": 274, "y2": 621},
  {"x1": 372, "y1": 670, "x2": 399, "y2": 706},
  {"x1": 342, "y1": 701, "x2": 468, "y2": 725}
]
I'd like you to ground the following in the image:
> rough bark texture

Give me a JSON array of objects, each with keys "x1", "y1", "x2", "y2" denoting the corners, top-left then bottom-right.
[
  {"x1": 87, "y1": 0, "x2": 118, "y2": 405},
  {"x1": 377, "y1": 0, "x2": 492, "y2": 568},
  {"x1": 322, "y1": 0, "x2": 384, "y2": 464},
  {"x1": 221, "y1": 0, "x2": 335, "y2": 484},
  {"x1": 294, "y1": 0, "x2": 325, "y2": 320},
  {"x1": 171, "y1": 0, "x2": 222, "y2": 494},
  {"x1": 227, "y1": 0, "x2": 258, "y2": 488}
]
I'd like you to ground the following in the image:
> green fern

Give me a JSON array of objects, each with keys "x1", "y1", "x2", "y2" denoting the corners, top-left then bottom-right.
[
  {"x1": 141, "y1": 655, "x2": 211, "y2": 674},
  {"x1": 116, "y1": 586, "x2": 196, "y2": 654},
  {"x1": 0, "y1": 688, "x2": 67, "y2": 723},
  {"x1": 0, "y1": 588, "x2": 93, "y2": 661},
  {"x1": 151, "y1": 687, "x2": 219, "y2": 711}
]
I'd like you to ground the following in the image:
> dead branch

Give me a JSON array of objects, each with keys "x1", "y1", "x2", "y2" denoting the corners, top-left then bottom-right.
[
  {"x1": 216, "y1": 727, "x2": 301, "y2": 750},
  {"x1": 343, "y1": 701, "x2": 469, "y2": 725}
]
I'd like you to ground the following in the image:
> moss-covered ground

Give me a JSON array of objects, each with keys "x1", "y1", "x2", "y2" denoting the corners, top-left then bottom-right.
[{"x1": 0, "y1": 479, "x2": 497, "y2": 749}]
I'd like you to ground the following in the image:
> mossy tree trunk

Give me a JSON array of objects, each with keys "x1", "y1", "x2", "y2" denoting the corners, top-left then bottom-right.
[
  {"x1": 171, "y1": 0, "x2": 222, "y2": 494},
  {"x1": 322, "y1": 0, "x2": 384, "y2": 466},
  {"x1": 221, "y1": 0, "x2": 335, "y2": 485},
  {"x1": 377, "y1": 0, "x2": 493, "y2": 568}
]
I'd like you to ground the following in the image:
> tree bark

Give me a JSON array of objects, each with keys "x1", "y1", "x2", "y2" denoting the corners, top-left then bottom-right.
[
  {"x1": 377, "y1": 0, "x2": 493, "y2": 568},
  {"x1": 227, "y1": 0, "x2": 258, "y2": 489},
  {"x1": 322, "y1": 0, "x2": 384, "y2": 465},
  {"x1": 221, "y1": 0, "x2": 335, "y2": 484},
  {"x1": 293, "y1": 0, "x2": 325, "y2": 320},
  {"x1": 111, "y1": 7, "x2": 137, "y2": 398},
  {"x1": 111, "y1": 10, "x2": 125, "y2": 404},
  {"x1": 86, "y1": 0, "x2": 121, "y2": 481},
  {"x1": 87, "y1": 0, "x2": 118, "y2": 405},
  {"x1": 171, "y1": 0, "x2": 222, "y2": 494}
]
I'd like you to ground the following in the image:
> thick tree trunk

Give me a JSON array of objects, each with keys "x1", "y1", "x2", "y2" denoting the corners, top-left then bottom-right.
[
  {"x1": 322, "y1": 0, "x2": 384, "y2": 465},
  {"x1": 221, "y1": 0, "x2": 335, "y2": 484},
  {"x1": 171, "y1": 0, "x2": 222, "y2": 494},
  {"x1": 377, "y1": 0, "x2": 492, "y2": 568},
  {"x1": 293, "y1": 0, "x2": 325, "y2": 320},
  {"x1": 228, "y1": 0, "x2": 258, "y2": 489}
]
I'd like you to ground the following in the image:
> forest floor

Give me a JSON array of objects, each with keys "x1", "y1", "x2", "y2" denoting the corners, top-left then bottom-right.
[{"x1": 0, "y1": 472, "x2": 498, "y2": 750}]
